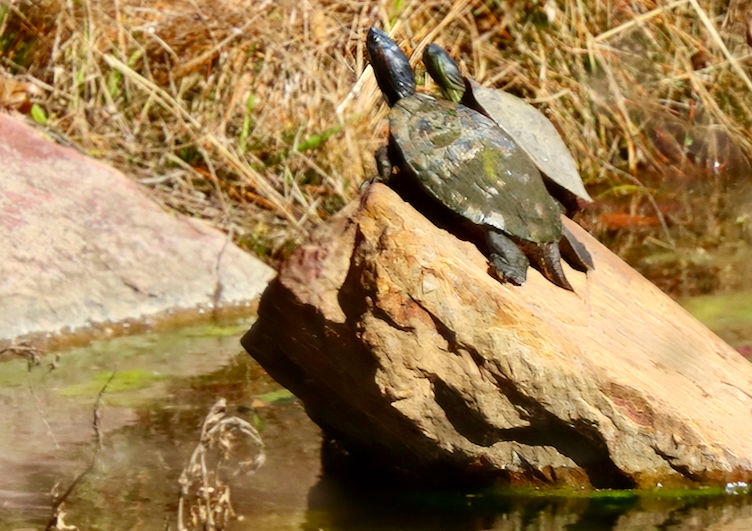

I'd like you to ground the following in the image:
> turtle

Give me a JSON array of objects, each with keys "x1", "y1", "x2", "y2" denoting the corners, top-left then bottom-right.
[
  {"x1": 366, "y1": 27, "x2": 583, "y2": 290},
  {"x1": 422, "y1": 43, "x2": 592, "y2": 217}
]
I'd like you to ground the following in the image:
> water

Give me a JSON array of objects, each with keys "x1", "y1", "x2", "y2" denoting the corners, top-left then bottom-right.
[
  {"x1": 1, "y1": 316, "x2": 751, "y2": 530},
  {"x1": 0, "y1": 319, "x2": 321, "y2": 529},
  {"x1": 681, "y1": 289, "x2": 752, "y2": 357}
]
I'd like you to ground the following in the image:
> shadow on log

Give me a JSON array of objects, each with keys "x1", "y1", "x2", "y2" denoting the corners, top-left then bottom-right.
[{"x1": 242, "y1": 183, "x2": 752, "y2": 489}]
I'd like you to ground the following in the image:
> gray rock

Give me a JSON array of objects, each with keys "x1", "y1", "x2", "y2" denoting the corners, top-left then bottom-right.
[{"x1": 0, "y1": 114, "x2": 274, "y2": 344}]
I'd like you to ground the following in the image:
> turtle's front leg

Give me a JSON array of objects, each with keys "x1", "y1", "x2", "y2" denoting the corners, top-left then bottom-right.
[
  {"x1": 361, "y1": 145, "x2": 394, "y2": 192},
  {"x1": 375, "y1": 145, "x2": 393, "y2": 183},
  {"x1": 486, "y1": 230, "x2": 528, "y2": 286}
]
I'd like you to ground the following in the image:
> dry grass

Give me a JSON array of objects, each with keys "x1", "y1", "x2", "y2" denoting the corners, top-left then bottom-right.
[
  {"x1": 177, "y1": 398, "x2": 265, "y2": 530},
  {"x1": 1, "y1": 0, "x2": 751, "y2": 294}
]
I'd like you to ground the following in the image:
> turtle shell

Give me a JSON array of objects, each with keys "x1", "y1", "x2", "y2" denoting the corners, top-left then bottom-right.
[
  {"x1": 464, "y1": 80, "x2": 592, "y2": 203},
  {"x1": 390, "y1": 93, "x2": 563, "y2": 244}
]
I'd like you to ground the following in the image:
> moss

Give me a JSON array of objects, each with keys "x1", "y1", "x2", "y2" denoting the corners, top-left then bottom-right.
[
  {"x1": 681, "y1": 290, "x2": 752, "y2": 332},
  {"x1": 58, "y1": 369, "x2": 168, "y2": 397},
  {"x1": 492, "y1": 485, "x2": 734, "y2": 500},
  {"x1": 254, "y1": 388, "x2": 295, "y2": 403}
]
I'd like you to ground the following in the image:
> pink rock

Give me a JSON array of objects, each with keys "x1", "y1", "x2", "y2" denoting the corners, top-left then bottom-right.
[{"x1": 0, "y1": 114, "x2": 273, "y2": 344}]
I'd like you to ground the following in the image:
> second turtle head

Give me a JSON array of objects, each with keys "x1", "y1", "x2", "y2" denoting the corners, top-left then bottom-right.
[{"x1": 422, "y1": 44, "x2": 466, "y2": 104}]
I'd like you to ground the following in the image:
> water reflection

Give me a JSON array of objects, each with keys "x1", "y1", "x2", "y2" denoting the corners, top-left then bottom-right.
[
  {"x1": 1, "y1": 321, "x2": 751, "y2": 530},
  {"x1": 305, "y1": 482, "x2": 752, "y2": 530}
]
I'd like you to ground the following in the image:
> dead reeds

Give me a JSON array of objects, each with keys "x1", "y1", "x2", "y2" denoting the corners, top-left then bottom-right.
[
  {"x1": 1, "y1": 0, "x2": 750, "y2": 293},
  {"x1": 177, "y1": 398, "x2": 265, "y2": 531}
]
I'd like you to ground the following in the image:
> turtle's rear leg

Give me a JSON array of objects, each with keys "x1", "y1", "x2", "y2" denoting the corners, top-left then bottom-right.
[
  {"x1": 559, "y1": 224, "x2": 593, "y2": 273},
  {"x1": 527, "y1": 242, "x2": 573, "y2": 291},
  {"x1": 486, "y1": 230, "x2": 528, "y2": 286}
]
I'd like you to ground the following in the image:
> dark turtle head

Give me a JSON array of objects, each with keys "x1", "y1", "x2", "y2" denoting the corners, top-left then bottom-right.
[
  {"x1": 422, "y1": 44, "x2": 466, "y2": 104},
  {"x1": 366, "y1": 27, "x2": 415, "y2": 107}
]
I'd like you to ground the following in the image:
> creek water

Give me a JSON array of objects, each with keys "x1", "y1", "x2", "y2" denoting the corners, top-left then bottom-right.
[{"x1": 1, "y1": 309, "x2": 751, "y2": 530}]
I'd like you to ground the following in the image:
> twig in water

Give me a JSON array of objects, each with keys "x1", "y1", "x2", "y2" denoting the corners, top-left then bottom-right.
[
  {"x1": 45, "y1": 371, "x2": 116, "y2": 531},
  {"x1": 177, "y1": 398, "x2": 266, "y2": 531}
]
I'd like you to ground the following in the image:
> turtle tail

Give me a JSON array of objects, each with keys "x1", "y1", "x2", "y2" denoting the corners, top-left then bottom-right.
[
  {"x1": 530, "y1": 242, "x2": 573, "y2": 292},
  {"x1": 559, "y1": 224, "x2": 593, "y2": 273}
]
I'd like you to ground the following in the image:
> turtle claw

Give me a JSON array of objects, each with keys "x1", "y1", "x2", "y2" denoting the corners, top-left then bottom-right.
[
  {"x1": 489, "y1": 254, "x2": 527, "y2": 285},
  {"x1": 528, "y1": 242, "x2": 574, "y2": 292},
  {"x1": 486, "y1": 231, "x2": 528, "y2": 286},
  {"x1": 486, "y1": 230, "x2": 576, "y2": 290}
]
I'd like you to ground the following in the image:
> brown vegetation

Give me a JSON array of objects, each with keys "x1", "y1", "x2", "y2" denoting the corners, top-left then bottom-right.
[{"x1": 1, "y1": 0, "x2": 751, "y2": 295}]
